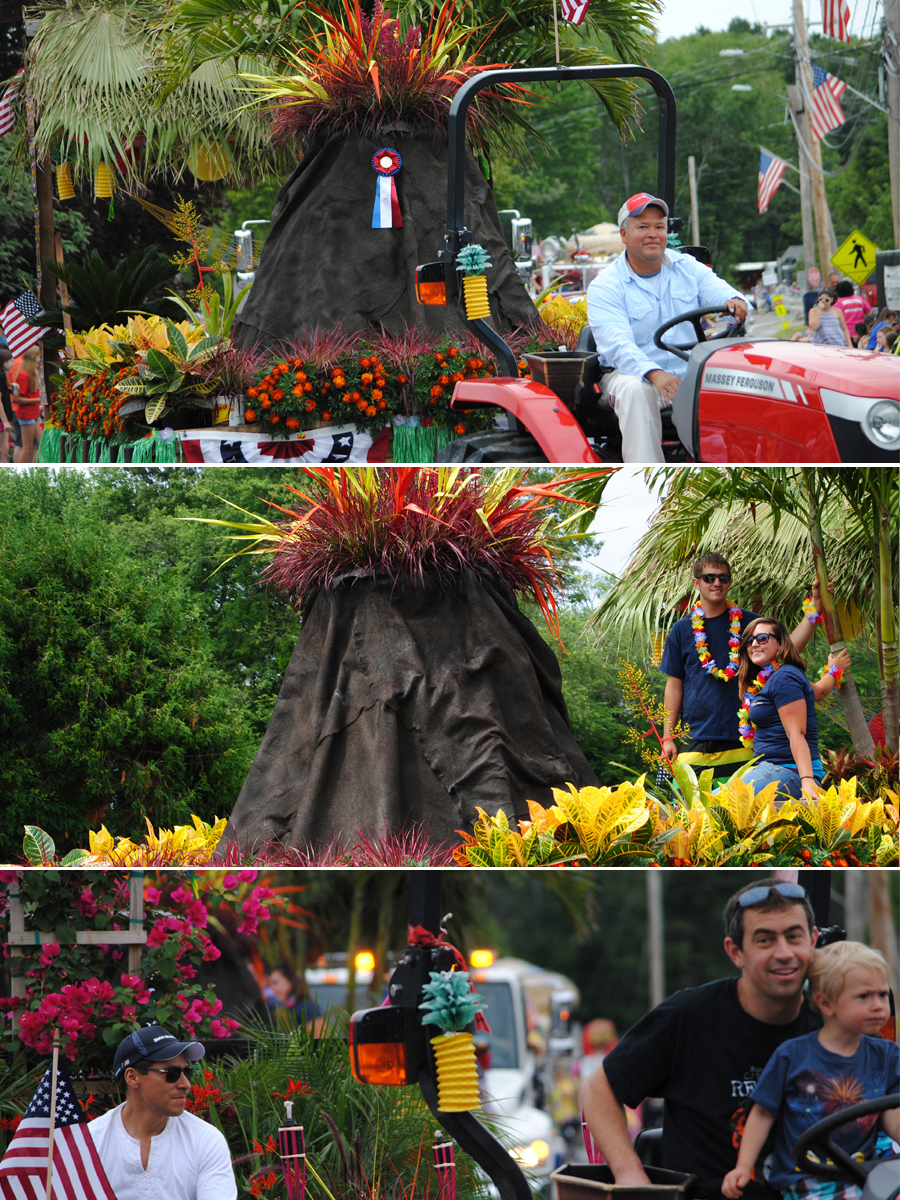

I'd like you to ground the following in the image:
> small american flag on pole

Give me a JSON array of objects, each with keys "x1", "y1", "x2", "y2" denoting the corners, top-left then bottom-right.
[
  {"x1": 810, "y1": 64, "x2": 847, "y2": 140},
  {"x1": 0, "y1": 291, "x2": 46, "y2": 358},
  {"x1": 560, "y1": 0, "x2": 590, "y2": 23},
  {"x1": 0, "y1": 1060, "x2": 118, "y2": 1200},
  {"x1": 821, "y1": 0, "x2": 850, "y2": 41},
  {"x1": 0, "y1": 69, "x2": 24, "y2": 138},
  {"x1": 758, "y1": 150, "x2": 787, "y2": 213}
]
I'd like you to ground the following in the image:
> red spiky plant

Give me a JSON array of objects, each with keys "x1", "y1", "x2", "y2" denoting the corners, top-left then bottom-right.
[
  {"x1": 191, "y1": 467, "x2": 607, "y2": 642},
  {"x1": 242, "y1": 0, "x2": 532, "y2": 144}
]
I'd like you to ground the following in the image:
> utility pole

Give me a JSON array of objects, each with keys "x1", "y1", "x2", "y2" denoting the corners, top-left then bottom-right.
[
  {"x1": 786, "y1": 84, "x2": 818, "y2": 277},
  {"x1": 647, "y1": 873, "x2": 664, "y2": 1009},
  {"x1": 886, "y1": 0, "x2": 900, "y2": 246},
  {"x1": 792, "y1": 0, "x2": 838, "y2": 275},
  {"x1": 687, "y1": 156, "x2": 700, "y2": 246}
]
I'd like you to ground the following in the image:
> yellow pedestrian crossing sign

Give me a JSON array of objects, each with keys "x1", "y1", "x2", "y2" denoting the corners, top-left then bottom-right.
[{"x1": 831, "y1": 230, "x2": 878, "y2": 284}]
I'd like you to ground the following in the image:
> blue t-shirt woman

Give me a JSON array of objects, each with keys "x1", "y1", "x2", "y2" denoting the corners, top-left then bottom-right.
[{"x1": 736, "y1": 617, "x2": 848, "y2": 804}]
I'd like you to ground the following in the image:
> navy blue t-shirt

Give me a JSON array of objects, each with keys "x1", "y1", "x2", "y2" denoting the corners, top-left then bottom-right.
[
  {"x1": 747, "y1": 664, "x2": 818, "y2": 765},
  {"x1": 750, "y1": 1030, "x2": 899, "y2": 1189},
  {"x1": 660, "y1": 608, "x2": 760, "y2": 743}
]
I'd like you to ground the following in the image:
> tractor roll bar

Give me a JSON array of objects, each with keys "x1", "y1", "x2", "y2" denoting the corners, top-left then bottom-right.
[{"x1": 445, "y1": 65, "x2": 678, "y2": 255}]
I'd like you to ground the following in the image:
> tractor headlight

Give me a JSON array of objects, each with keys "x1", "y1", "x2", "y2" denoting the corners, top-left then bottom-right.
[
  {"x1": 862, "y1": 400, "x2": 900, "y2": 450},
  {"x1": 510, "y1": 1139, "x2": 551, "y2": 1168}
]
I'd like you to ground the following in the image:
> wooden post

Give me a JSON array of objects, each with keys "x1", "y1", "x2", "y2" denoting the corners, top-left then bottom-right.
[
  {"x1": 786, "y1": 84, "x2": 817, "y2": 280},
  {"x1": 687, "y1": 156, "x2": 700, "y2": 246},
  {"x1": 45, "y1": 1032, "x2": 61, "y2": 1200},
  {"x1": 647, "y1": 872, "x2": 664, "y2": 1009},
  {"x1": 886, "y1": 0, "x2": 900, "y2": 248},
  {"x1": 551, "y1": 0, "x2": 561, "y2": 91},
  {"x1": 53, "y1": 232, "x2": 72, "y2": 335},
  {"x1": 128, "y1": 871, "x2": 145, "y2": 974},
  {"x1": 792, "y1": 0, "x2": 837, "y2": 276}
]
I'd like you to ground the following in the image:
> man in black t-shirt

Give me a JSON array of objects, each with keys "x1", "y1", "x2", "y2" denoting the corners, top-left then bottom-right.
[
  {"x1": 580, "y1": 878, "x2": 822, "y2": 1200},
  {"x1": 660, "y1": 553, "x2": 823, "y2": 777}
]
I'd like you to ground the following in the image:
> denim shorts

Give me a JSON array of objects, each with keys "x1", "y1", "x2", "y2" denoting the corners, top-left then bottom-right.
[{"x1": 18, "y1": 418, "x2": 42, "y2": 427}]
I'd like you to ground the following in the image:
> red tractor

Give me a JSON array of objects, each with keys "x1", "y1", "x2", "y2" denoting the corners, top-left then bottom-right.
[{"x1": 416, "y1": 64, "x2": 900, "y2": 464}]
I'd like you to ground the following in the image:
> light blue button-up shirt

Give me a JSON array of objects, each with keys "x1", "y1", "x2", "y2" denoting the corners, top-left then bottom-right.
[{"x1": 586, "y1": 249, "x2": 742, "y2": 381}]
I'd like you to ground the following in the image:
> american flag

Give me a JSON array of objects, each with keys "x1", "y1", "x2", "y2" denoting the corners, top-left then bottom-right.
[
  {"x1": 0, "y1": 1061, "x2": 118, "y2": 1200},
  {"x1": 0, "y1": 291, "x2": 46, "y2": 358},
  {"x1": 560, "y1": 0, "x2": 590, "y2": 23},
  {"x1": 758, "y1": 150, "x2": 787, "y2": 213},
  {"x1": 0, "y1": 69, "x2": 24, "y2": 138},
  {"x1": 810, "y1": 64, "x2": 847, "y2": 140},
  {"x1": 822, "y1": 0, "x2": 850, "y2": 41}
]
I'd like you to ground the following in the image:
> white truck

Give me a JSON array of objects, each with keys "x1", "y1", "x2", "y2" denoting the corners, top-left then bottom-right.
[{"x1": 470, "y1": 957, "x2": 582, "y2": 1194}]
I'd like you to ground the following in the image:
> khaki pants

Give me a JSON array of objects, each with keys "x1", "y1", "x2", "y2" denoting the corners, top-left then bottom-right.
[{"x1": 599, "y1": 369, "x2": 671, "y2": 462}]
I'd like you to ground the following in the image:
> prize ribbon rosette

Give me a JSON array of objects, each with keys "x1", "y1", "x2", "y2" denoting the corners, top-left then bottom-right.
[{"x1": 372, "y1": 147, "x2": 403, "y2": 228}]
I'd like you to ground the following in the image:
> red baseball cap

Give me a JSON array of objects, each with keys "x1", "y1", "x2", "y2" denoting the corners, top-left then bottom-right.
[{"x1": 617, "y1": 192, "x2": 669, "y2": 227}]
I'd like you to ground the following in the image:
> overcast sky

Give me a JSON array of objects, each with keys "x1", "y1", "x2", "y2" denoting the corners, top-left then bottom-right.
[
  {"x1": 655, "y1": 0, "x2": 874, "y2": 42},
  {"x1": 585, "y1": 469, "x2": 660, "y2": 581}
]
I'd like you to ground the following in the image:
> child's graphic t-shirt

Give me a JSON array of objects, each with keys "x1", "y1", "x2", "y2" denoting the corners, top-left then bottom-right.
[{"x1": 749, "y1": 1031, "x2": 899, "y2": 1190}]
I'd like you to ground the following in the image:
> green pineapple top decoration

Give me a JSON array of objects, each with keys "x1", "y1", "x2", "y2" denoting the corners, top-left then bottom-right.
[
  {"x1": 419, "y1": 969, "x2": 486, "y2": 1033},
  {"x1": 456, "y1": 244, "x2": 492, "y2": 276}
]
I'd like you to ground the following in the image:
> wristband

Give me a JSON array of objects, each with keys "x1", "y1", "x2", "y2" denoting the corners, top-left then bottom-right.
[{"x1": 802, "y1": 596, "x2": 824, "y2": 625}]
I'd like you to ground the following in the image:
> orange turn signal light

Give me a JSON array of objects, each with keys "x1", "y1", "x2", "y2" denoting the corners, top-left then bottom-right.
[
  {"x1": 415, "y1": 262, "x2": 447, "y2": 305},
  {"x1": 349, "y1": 1006, "x2": 408, "y2": 1086}
]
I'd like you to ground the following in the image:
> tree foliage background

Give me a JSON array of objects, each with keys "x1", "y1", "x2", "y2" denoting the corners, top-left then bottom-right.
[{"x1": 0, "y1": 467, "x2": 646, "y2": 862}]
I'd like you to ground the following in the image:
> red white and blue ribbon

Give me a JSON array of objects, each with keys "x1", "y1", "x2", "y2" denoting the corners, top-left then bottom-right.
[{"x1": 372, "y1": 147, "x2": 402, "y2": 228}]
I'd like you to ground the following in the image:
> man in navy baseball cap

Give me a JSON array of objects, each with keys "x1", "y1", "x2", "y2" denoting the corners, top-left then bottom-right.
[
  {"x1": 90, "y1": 1026, "x2": 236, "y2": 1200},
  {"x1": 586, "y1": 191, "x2": 747, "y2": 461}
]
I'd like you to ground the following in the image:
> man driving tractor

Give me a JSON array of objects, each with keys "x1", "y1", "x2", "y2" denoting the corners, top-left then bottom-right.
[
  {"x1": 581, "y1": 878, "x2": 823, "y2": 1200},
  {"x1": 585, "y1": 193, "x2": 748, "y2": 463}
]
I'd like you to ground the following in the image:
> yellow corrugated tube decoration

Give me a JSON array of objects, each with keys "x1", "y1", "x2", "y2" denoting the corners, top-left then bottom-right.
[
  {"x1": 95, "y1": 162, "x2": 114, "y2": 198},
  {"x1": 56, "y1": 163, "x2": 75, "y2": 200},
  {"x1": 457, "y1": 244, "x2": 493, "y2": 322},
  {"x1": 430, "y1": 1031, "x2": 481, "y2": 1112}
]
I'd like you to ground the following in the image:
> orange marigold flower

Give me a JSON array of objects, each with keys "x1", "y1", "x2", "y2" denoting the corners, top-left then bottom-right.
[
  {"x1": 321, "y1": 381, "x2": 331, "y2": 392},
  {"x1": 302, "y1": 381, "x2": 313, "y2": 393},
  {"x1": 304, "y1": 401, "x2": 316, "y2": 411},
  {"x1": 244, "y1": 409, "x2": 256, "y2": 421},
  {"x1": 270, "y1": 413, "x2": 280, "y2": 423},
  {"x1": 359, "y1": 357, "x2": 370, "y2": 368},
  {"x1": 258, "y1": 392, "x2": 270, "y2": 402},
  {"x1": 292, "y1": 386, "x2": 305, "y2": 397},
  {"x1": 377, "y1": 400, "x2": 386, "y2": 409},
  {"x1": 295, "y1": 371, "x2": 307, "y2": 383},
  {"x1": 396, "y1": 373, "x2": 408, "y2": 384},
  {"x1": 430, "y1": 385, "x2": 443, "y2": 398},
  {"x1": 448, "y1": 346, "x2": 458, "y2": 357},
  {"x1": 371, "y1": 388, "x2": 383, "y2": 400},
  {"x1": 247, "y1": 387, "x2": 259, "y2": 398},
  {"x1": 454, "y1": 423, "x2": 466, "y2": 435},
  {"x1": 285, "y1": 417, "x2": 300, "y2": 429},
  {"x1": 357, "y1": 399, "x2": 368, "y2": 410},
  {"x1": 334, "y1": 377, "x2": 346, "y2": 389},
  {"x1": 375, "y1": 377, "x2": 386, "y2": 389},
  {"x1": 434, "y1": 353, "x2": 446, "y2": 363},
  {"x1": 361, "y1": 372, "x2": 374, "y2": 385},
  {"x1": 261, "y1": 398, "x2": 272, "y2": 409},
  {"x1": 450, "y1": 372, "x2": 464, "y2": 383},
  {"x1": 272, "y1": 389, "x2": 284, "y2": 401},
  {"x1": 321, "y1": 411, "x2": 331, "y2": 421},
  {"x1": 366, "y1": 405, "x2": 376, "y2": 416},
  {"x1": 438, "y1": 375, "x2": 450, "y2": 386}
]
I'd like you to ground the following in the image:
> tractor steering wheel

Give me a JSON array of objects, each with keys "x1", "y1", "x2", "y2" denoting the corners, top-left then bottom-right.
[
  {"x1": 792, "y1": 1093, "x2": 899, "y2": 1186},
  {"x1": 653, "y1": 306, "x2": 747, "y2": 362}
]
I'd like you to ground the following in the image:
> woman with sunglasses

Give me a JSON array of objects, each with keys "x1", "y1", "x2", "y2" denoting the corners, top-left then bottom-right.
[{"x1": 737, "y1": 619, "x2": 849, "y2": 804}]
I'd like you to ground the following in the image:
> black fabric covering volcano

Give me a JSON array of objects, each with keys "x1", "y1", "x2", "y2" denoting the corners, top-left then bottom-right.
[
  {"x1": 232, "y1": 132, "x2": 538, "y2": 348},
  {"x1": 221, "y1": 571, "x2": 598, "y2": 852}
]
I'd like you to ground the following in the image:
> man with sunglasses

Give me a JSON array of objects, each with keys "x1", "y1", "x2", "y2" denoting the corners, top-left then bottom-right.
[
  {"x1": 582, "y1": 879, "x2": 821, "y2": 1200},
  {"x1": 89, "y1": 1026, "x2": 237, "y2": 1200},
  {"x1": 660, "y1": 553, "x2": 823, "y2": 778}
]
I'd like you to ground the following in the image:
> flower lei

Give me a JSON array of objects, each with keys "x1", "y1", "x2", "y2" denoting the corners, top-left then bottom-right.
[
  {"x1": 802, "y1": 596, "x2": 823, "y2": 624},
  {"x1": 691, "y1": 602, "x2": 743, "y2": 680},
  {"x1": 820, "y1": 663, "x2": 843, "y2": 688},
  {"x1": 738, "y1": 663, "x2": 781, "y2": 746}
]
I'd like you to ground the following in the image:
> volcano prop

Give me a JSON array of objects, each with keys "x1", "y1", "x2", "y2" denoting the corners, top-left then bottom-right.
[
  {"x1": 233, "y1": 133, "x2": 538, "y2": 350},
  {"x1": 221, "y1": 570, "x2": 597, "y2": 852}
]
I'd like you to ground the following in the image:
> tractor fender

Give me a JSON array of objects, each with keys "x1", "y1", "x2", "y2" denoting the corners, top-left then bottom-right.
[{"x1": 450, "y1": 378, "x2": 601, "y2": 463}]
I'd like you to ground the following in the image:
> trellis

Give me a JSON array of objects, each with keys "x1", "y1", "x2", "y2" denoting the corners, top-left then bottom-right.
[{"x1": 5, "y1": 871, "x2": 147, "y2": 1033}]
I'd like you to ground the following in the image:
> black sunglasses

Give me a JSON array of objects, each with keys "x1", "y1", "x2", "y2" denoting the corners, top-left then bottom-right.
[
  {"x1": 747, "y1": 632, "x2": 776, "y2": 646},
  {"x1": 738, "y1": 882, "x2": 807, "y2": 908},
  {"x1": 699, "y1": 573, "x2": 732, "y2": 583},
  {"x1": 143, "y1": 1065, "x2": 194, "y2": 1083}
]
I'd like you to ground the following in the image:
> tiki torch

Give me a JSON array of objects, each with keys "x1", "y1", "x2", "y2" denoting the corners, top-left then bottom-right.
[{"x1": 277, "y1": 1102, "x2": 306, "y2": 1200}]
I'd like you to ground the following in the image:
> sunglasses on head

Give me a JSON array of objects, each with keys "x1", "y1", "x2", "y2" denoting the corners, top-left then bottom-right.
[
  {"x1": 747, "y1": 632, "x2": 777, "y2": 646},
  {"x1": 738, "y1": 881, "x2": 807, "y2": 908},
  {"x1": 699, "y1": 573, "x2": 731, "y2": 583},
  {"x1": 142, "y1": 1065, "x2": 194, "y2": 1083}
]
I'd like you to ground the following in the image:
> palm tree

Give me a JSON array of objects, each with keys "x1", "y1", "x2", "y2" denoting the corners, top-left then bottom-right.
[
  {"x1": 590, "y1": 468, "x2": 890, "y2": 756},
  {"x1": 10, "y1": 0, "x2": 288, "y2": 186}
]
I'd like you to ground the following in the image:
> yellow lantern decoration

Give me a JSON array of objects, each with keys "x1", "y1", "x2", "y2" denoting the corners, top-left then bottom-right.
[
  {"x1": 95, "y1": 162, "x2": 115, "y2": 198},
  {"x1": 56, "y1": 163, "x2": 75, "y2": 201},
  {"x1": 430, "y1": 1031, "x2": 481, "y2": 1112},
  {"x1": 189, "y1": 142, "x2": 229, "y2": 182},
  {"x1": 457, "y1": 245, "x2": 493, "y2": 322}
]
